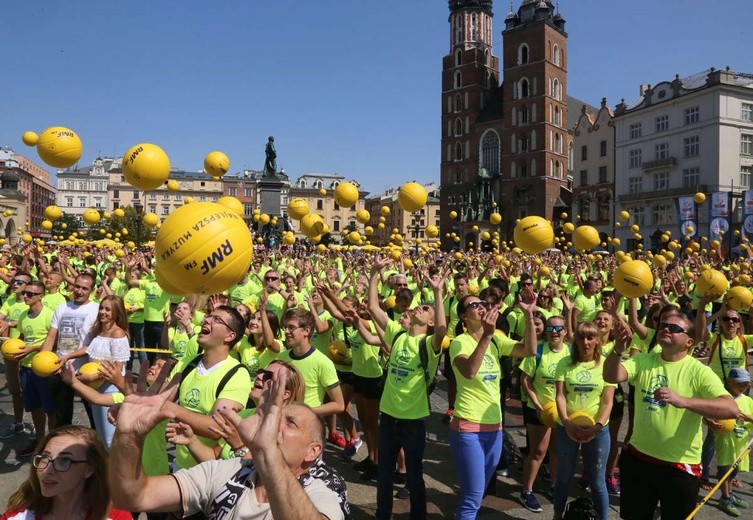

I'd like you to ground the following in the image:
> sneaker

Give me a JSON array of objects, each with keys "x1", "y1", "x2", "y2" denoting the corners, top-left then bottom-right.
[
  {"x1": 442, "y1": 408, "x2": 454, "y2": 424},
  {"x1": 720, "y1": 498, "x2": 740, "y2": 517},
  {"x1": 520, "y1": 491, "x2": 543, "y2": 513},
  {"x1": 730, "y1": 494, "x2": 749, "y2": 509},
  {"x1": 17, "y1": 440, "x2": 37, "y2": 458},
  {"x1": 606, "y1": 475, "x2": 621, "y2": 496},
  {"x1": 395, "y1": 485, "x2": 410, "y2": 499},
  {"x1": 353, "y1": 457, "x2": 375, "y2": 472},
  {"x1": 327, "y1": 432, "x2": 347, "y2": 449},
  {"x1": 394, "y1": 471, "x2": 407, "y2": 485},
  {"x1": 341, "y1": 437, "x2": 363, "y2": 459},
  {"x1": 0, "y1": 422, "x2": 25, "y2": 439}
]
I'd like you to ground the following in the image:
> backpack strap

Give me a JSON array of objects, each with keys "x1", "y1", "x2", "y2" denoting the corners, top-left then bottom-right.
[
  {"x1": 176, "y1": 355, "x2": 203, "y2": 398},
  {"x1": 742, "y1": 335, "x2": 749, "y2": 370},
  {"x1": 215, "y1": 364, "x2": 249, "y2": 399},
  {"x1": 706, "y1": 335, "x2": 721, "y2": 367},
  {"x1": 418, "y1": 335, "x2": 439, "y2": 407},
  {"x1": 534, "y1": 342, "x2": 546, "y2": 371}
]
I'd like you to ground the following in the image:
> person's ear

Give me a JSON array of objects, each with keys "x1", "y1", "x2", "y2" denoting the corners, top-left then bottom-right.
[{"x1": 305, "y1": 442, "x2": 323, "y2": 464}]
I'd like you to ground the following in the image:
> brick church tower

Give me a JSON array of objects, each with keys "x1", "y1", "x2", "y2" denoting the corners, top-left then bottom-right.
[{"x1": 440, "y1": 0, "x2": 573, "y2": 249}]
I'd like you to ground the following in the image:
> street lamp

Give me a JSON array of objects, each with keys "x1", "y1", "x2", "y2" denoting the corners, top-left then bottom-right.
[{"x1": 133, "y1": 201, "x2": 143, "y2": 248}]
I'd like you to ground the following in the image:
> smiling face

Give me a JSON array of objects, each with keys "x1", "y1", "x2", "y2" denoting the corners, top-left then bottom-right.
[
  {"x1": 36, "y1": 435, "x2": 92, "y2": 499},
  {"x1": 98, "y1": 299, "x2": 115, "y2": 325},
  {"x1": 72, "y1": 276, "x2": 94, "y2": 305},
  {"x1": 198, "y1": 310, "x2": 236, "y2": 349},
  {"x1": 594, "y1": 311, "x2": 614, "y2": 334}
]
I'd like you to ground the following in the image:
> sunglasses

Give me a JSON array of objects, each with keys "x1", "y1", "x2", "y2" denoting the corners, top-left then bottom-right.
[
  {"x1": 722, "y1": 316, "x2": 741, "y2": 324},
  {"x1": 22, "y1": 291, "x2": 43, "y2": 297},
  {"x1": 417, "y1": 304, "x2": 432, "y2": 312},
  {"x1": 466, "y1": 301, "x2": 489, "y2": 310},
  {"x1": 12, "y1": 279, "x2": 28, "y2": 285},
  {"x1": 264, "y1": 276, "x2": 279, "y2": 281},
  {"x1": 258, "y1": 369, "x2": 275, "y2": 382},
  {"x1": 546, "y1": 325, "x2": 565, "y2": 333},
  {"x1": 658, "y1": 322, "x2": 688, "y2": 335},
  {"x1": 521, "y1": 282, "x2": 533, "y2": 286}
]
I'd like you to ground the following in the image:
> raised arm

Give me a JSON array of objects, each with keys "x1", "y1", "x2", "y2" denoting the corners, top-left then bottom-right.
[{"x1": 367, "y1": 257, "x2": 391, "y2": 330}]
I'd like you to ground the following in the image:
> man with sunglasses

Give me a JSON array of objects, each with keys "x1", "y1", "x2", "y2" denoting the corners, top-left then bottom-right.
[
  {"x1": 244, "y1": 269, "x2": 287, "y2": 321},
  {"x1": 605, "y1": 313, "x2": 739, "y2": 519}
]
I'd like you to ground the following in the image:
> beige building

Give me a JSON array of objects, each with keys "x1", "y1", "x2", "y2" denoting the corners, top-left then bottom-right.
[
  {"x1": 0, "y1": 150, "x2": 48, "y2": 239},
  {"x1": 365, "y1": 182, "x2": 440, "y2": 248}
]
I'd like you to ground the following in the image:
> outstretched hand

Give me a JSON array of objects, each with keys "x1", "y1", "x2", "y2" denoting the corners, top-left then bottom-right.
[{"x1": 115, "y1": 381, "x2": 179, "y2": 437}]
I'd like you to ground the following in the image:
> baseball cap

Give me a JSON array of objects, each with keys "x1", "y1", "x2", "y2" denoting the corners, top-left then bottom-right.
[{"x1": 727, "y1": 368, "x2": 752, "y2": 383}]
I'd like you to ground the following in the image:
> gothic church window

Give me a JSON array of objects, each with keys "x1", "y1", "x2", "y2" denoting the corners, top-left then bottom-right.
[
  {"x1": 518, "y1": 44, "x2": 529, "y2": 65},
  {"x1": 481, "y1": 131, "x2": 500, "y2": 176}
]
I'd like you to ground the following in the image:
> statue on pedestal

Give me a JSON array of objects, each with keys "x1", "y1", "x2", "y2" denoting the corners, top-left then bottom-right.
[{"x1": 263, "y1": 136, "x2": 277, "y2": 177}]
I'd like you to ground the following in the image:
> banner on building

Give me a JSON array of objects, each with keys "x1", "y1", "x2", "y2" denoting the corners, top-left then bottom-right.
[
  {"x1": 677, "y1": 196, "x2": 697, "y2": 237},
  {"x1": 709, "y1": 192, "x2": 731, "y2": 247},
  {"x1": 743, "y1": 190, "x2": 753, "y2": 242}
]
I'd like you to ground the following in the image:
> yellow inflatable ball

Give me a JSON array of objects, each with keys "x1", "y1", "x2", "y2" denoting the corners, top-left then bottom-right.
[
  {"x1": 716, "y1": 418, "x2": 737, "y2": 434},
  {"x1": 315, "y1": 243, "x2": 326, "y2": 253},
  {"x1": 82, "y1": 208, "x2": 100, "y2": 225},
  {"x1": 384, "y1": 295, "x2": 397, "y2": 309},
  {"x1": 539, "y1": 401, "x2": 559, "y2": 428},
  {"x1": 318, "y1": 188, "x2": 327, "y2": 197},
  {"x1": 355, "y1": 209, "x2": 371, "y2": 224},
  {"x1": 481, "y1": 231, "x2": 491, "y2": 241},
  {"x1": 44, "y1": 205, "x2": 63, "y2": 220},
  {"x1": 31, "y1": 351, "x2": 60, "y2": 377},
  {"x1": 41, "y1": 220, "x2": 53, "y2": 231},
  {"x1": 694, "y1": 192, "x2": 706, "y2": 204},
  {"x1": 204, "y1": 151, "x2": 230, "y2": 178},
  {"x1": 653, "y1": 255, "x2": 667, "y2": 268},
  {"x1": 282, "y1": 233, "x2": 296, "y2": 245},
  {"x1": 327, "y1": 340, "x2": 349, "y2": 363},
  {"x1": 78, "y1": 362, "x2": 104, "y2": 389},
  {"x1": 563, "y1": 222, "x2": 575, "y2": 234},
  {"x1": 403, "y1": 258, "x2": 413, "y2": 270},
  {"x1": 184, "y1": 196, "x2": 195, "y2": 204},
  {"x1": 539, "y1": 265, "x2": 551, "y2": 277},
  {"x1": 560, "y1": 212, "x2": 568, "y2": 219},
  {"x1": 106, "y1": 234, "x2": 113, "y2": 239},
  {"x1": 425, "y1": 225, "x2": 439, "y2": 238},
  {"x1": 287, "y1": 198, "x2": 309, "y2": 221},
  {"x1": 115, "y1": 249, "x2": 125, "y2": 259},
  {"x1": 155, "y1": 202, "x2": 253, "y2": 295},
  {"x1": 442, "y1": 336, "x2": 451, "y2": 350},
  {"x1": 364, "y1": 226, "x2": 374, "y2": 236},
  {"x1": 573, "y1": 225, "x2": 600, "y2": 252},
  {"x1": 380, "y1": 205, "x2": 391, "y2": 216},
  {"x1": 490, "y1": 213, "x2": 502, "y2": 225},
  {"x1": 566, "y1": 411, "x2": 596, "y2": 441},
  {"x1": 143, "y1": 213, "x2": 160, "y2": 228},
  {"x1": 334, "y1": 182, "x2": 360, "y2": 208},
  {"x1": 126, "y1": 241, "x2": 135, "y2": 248},
  {"x1": 153, "y1": 263, "x2": 188, "y2": 296},
  {"x1": 217, "y1": 196, "x2": 244, "y2": 217},
  {"x1": 21, "y1": 234, "x2": 32, "y2": 244},
  {"x1": 347, "y1": 231, "x2": 361, "y2": 245},
  {"x1": 35, "y1": 126, "x2": 83, "y2": 168},
  {"x1": 111, "y1": 208, "x2": 124, "y2": 219},
  {"x1": 696, "y1": 269, "x2": 728, "y2": 297},
  {"x1": 630, "y1": 224, "x2": 640, "y2": 233},
  {"x1": 725, "y1": 286, "x2": 753, "y2": 312},
  {"x1": 99, "y1": 228, "x2": 107, "y2": 235},
  {"x1": 122, "y1": 228, "x2": 129, "y2": 235},
  {"x1": 122, "y1": 143, "x2": 170, "y2": 191},
  {"x1": 259, "y1": 213, "x2": 270, "y2": 225},
  {"x1": 614, "y1": 260, "x2": 654, "y2": 298},
  {"x1": 300, "y1": 213, "x2": 325, "y2": 239},
  {"x1": 22, "y1": 131, "x2": 39, "y2": 147},
  {"x1": 619, "y1": 210, "x2": 630, "y2": 221},
  {"x1": 397, "y1": 182, "x2": 427, "y2": 213},
  {"x1": 514, "y1": 216, "x2": 554, "y2": 254},
  {"x1": 1, "y1": 338, "x2": 25, "y2": 360},
  {"x1": 3, "y1": 210, "x2": 12, "y2": 217},
  {"x1": 449, "y1": 210, "x2": 458, "y2": 219},
  {"x1": 166, "y1": 179, "x2": 180, "y2": 192},
  {"x1": 378, "y1": 223, "x2": 385, "y2": 230}
]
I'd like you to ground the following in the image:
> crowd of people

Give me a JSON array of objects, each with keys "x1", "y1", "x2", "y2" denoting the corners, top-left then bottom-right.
[{"x1": 0, "y1": 243, "x2": 752, "y2": 519}]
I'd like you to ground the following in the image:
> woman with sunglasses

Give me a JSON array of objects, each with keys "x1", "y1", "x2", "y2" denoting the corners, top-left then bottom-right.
[
  {"x1": 449, "y1": 292, "x2": 537, "y2": 520},
  {"x1": 3, "y1": 425, "x2": 131, "y2": 520},
  {"x1": 552, "y1": 321, "x2": 616, "y2": 520},
  {"x1": 518, "y1": 315, "x2": 571, "y2": 512},
  {"x1": 695, "y1": 299, "x2": 753, "y2": 488}
]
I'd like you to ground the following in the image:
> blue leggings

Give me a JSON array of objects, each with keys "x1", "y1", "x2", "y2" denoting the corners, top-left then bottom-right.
[{"x1": 450, "y1": 428, "x2": 503, "y2": 520}]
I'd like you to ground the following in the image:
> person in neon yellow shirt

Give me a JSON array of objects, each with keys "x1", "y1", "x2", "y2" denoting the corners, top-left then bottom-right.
[
  {"x1": 604, "y1": 312, "x2": 739, "y2": 520},
  {"x1": 552, "y1": 321, "x2": 615, "y2": 519},
  {"x1": 450, "y1": 292, "x2": 537, "y2": 519}
]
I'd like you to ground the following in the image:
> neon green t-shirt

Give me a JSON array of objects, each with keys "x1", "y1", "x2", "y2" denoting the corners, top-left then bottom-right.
[
  {"x1": 623, "y1": 352, "x2": 729, "y2": 464},
  {"x1": 554, "y1": 357, "x2": 616, "y2": 424},
  {"x1": 520, "y1": 342, "x2": 571, "y2": 410},
  {"x1": 276, "y1": 347, "x2": 340, "y2": 408},
  {"x1": 310, "y1": 309, "x2": 334, "y2": 355},
  {"x1": 228, "y1": 280, "x2": 254, "y2": 306},
  {"x1": 140, "y1": 278, "x2": 171, "y2": 322},
  {"x1": 573, "y1": 294, "x2": 598, "y2": 323},
  {"x1": 18, "y1": 307, "x2": 54, "y2": 368},
  {"x1": 345, "y1": 321, "x2": 382, "y2": 378},
  {"x1": 42, "y1": 292, "x2": 67, "y2": 314},
  {"x1": 233, "y1": 335, "x2": 283, "y2": 377},
  {"x1": 449, "y1": 332, "x2": 516, "y2": 425},
  {"x1": 706, "y1": 333, "x2": 753, "y2": 381},
  {"x1": 112, "y1": 393, "x2": 169, "y2": 476},
  {"x1": 714, "y1": 394, "x2": 753, "y2": 470},
  {"x1": 379, "y1": 320, "x2": 441, "y2": 420},
  {"x1": 167, "y1": 325, "x2": 201, "y2": 360},
  {"x1": 123, "y1": 287, "x2": 145, "y2": 324},
  {"x1": 242, "y1": 291, "x2": 286, "y2": 321}
]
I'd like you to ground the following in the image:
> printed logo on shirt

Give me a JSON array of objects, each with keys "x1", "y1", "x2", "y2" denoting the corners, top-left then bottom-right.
[
  {"x1": 482, "y1": 354, "x2": 494, "y2": 370},
  {"x1": 185, "y1": 388, "x2": 200, "y2": 409},
  {"x1": 575, "y1": 370, "x2": 592, "y2": 383},
  {"x1": 641, "y1": 374, "x2": 669, "y2": 410}
]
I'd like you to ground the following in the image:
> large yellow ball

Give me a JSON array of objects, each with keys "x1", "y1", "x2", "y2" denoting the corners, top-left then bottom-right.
[
  {"x1": 287, "y1": 198, "x2": 309, "y2": 221},
  {"x1": 21, "y1": 234, "x2": 32, "y2": 244},
  {"x1": 397, "y1": 182, "x2": 427, "y2": 213},
  {"x1": 347, "y1": 231, "x2": 361, "y2": 245},
  {"x1": 122, "y1": 143, "x2": 171, "y2": 190},
  {"x1": 355, "y1": 209, "x2": 370, "y2": 224},
  {"x1": 573, "y1": 225, "x2": 600, "y2": 252},
  {"x1": 725, "y1": 286, "x2": 753, "y2": 312},
  {"x1": 540, "y1": 401, "x2": 559, "y2": 428},
  {"x1": 513, "y1": 216, "x2": 554, "y2": 254},
  {"x1": 204, "y1": 151, "x2": 230, "y2": 178},
  {"x1": 36, "y1": 126, "x2": 83, "y2": 168},
  {"x1": 619, "y1": 210, "x2": 630, "y2": 221},
  {"x1": 563, "y1": 222, "x2": 575, "y2": 234},
  {"x1": 300, "y1": 213, "x2": 325, "y2": 239},
  {"x1": 114, "y1": 208, "x2": 125, "y2": 219},
  {"x1": 154, "y1": 263, "x2": 189, "y2": 296},
  {"x1": 449, "y1": 210, "x2": 458, "y2": 219},
  {"x1": 425, "y1": 225, "x2": 439, "y2": 238},
  {"x1": 490, "y1": 213, "x2": 502, "y2": 225},
  {"x1": 381, "y1": 205, "x2": 391, "y2": 216},
  {"x1": 22, "y1": 131, "x2": 39, "y2": 147},
  {"x1": 334, "y1": 182, "x2": 359, "y2": 208},
  {"x1": 41, "y1": 220, "x2": 53, "y2": 231},
  {"x1": 218, "y1": 196, "x2": 244, "y2": 217},
  {"x1": 716, "y1": 418, "x2": 737, "y2": 434},
  {"x1": 44, "y1": 205, "x2": 62, "y2": 220},
  {"x1": 259, "y1": 214, "x2": 270, "y2": 225},
  {"x1": 82, "y1": 208, "x2": 100, "y2": 225},
  {"x1": 694, "y1": 192, "x2": 706, "y2": 204},
  {"x1": 566, "y1": 411, "x2": 596, "y2": 441},
  {"x1": 31, "y1": 351, "x2": 60, "y2": 377},
  {"x1": 78, "y1": 362, "x2": 104, "y2": 389},
  {"x1": 155, "y1": 202, "x2": 253, "y2": 294},
  {"x1": 614, "y1": 260, "x2": 654, "y2": 298},
  {"x1": 696, "y1": 269, "x2": 728, "y2": 297},
  {"x1": 167, "y1": 179, "x2": 180, "y2": 192},
  {"x1": 143, "y1": 213, "x2": 160, "y2": 228},
  {"x1": 1, "y1": 338, "x2": 25, "y2": 360}
]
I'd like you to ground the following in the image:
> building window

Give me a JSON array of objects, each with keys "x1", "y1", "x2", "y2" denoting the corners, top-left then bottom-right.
[
  {"x1": 175, "y1": 194, "x2": 182, "y2": 201},
  {"x1": 741, "y1": 134, "x2": 753, "y2": 156},
  {"x1": 518, "y1": 44, "x2": 529, "y2": 65},
  {"x1": 554, "y1": 133, "x2": 562, "y2": 154},
  {"x1": 454, "y1": 119, "x2": 463, "y2": 136},
  {"x1": 655, "y1": 143, "x2": 669, "y2": 160},
  {"x1": 520, "y1": 135, "x2": 529, "y2": 152},
  {"x1": 580, "y1": 146, "x2": 587, "y2": 161},
  {"x1": 245, "y1": 188, "x2": 252, "y2": 197},
  {"x1": 653, "y1": 203, "x2": 673, "y2": 226},
  {"x1": 199, "y1": 195, "x2": 206, "y2": 202},
  {"x1": 79, "y1": 182, "x2": 85, "y2": 190},
  {"x1": 629, "y1": 149, "x2": 642, "y2": 168},
  {"x1": 133, "y1": 190, "x2": 139, "y2": 198},
  {"x1": 455, "y1": 48, "x2": 462, "y2": 67},
  {"x1": 211, "y1": 196, "x2": 218, "y2": 202},
  {"x1": 553, "y1": 44, "x2": 561, "y2": 66},
  {"x1": 742, "y1": 103, "x2": 753, "y2": 122},
  {"x1": 229, "y1": 187, "x2": 237, "y2": 196},
  {"x1": 316, "y1": 200, "x2": 323, "y2": 210},
  {"x1": 520, "y1": 78, "x2": 529, "y2": 98},
  {"x1": 554, "y1": 106, "x2": 561, "y2": 126},
  {"x1": 600, "y1": 140, "x2": 607, "y2": 157},
  {"x1": 333, "y1": 220, "x2": 340, "y2": 232},
  {"x1": 683, "y1": 167, "x2": 700, "y2": 187},
  {"x1": 94, "y1": 198, "x2": 102, "y2": 208},
  {"x1": 79, "y1": 197, "x2": 86, "y2": 207},
  {"x1": 628, "y1": 176, "x2": 642, "y2": 194},
  {"x1": 149, "y1": 205, "x2": 156, "y2": 213},
  {"x1": 632, "y1": 206, "x2": 645, "y2": 226},
  {"x1": 579, "y1": 170, "x2": 588, "y2": 186},
  {"x1": 455, "y1": 142, "x2": 463, "y2": 161},
  {"x1": 654, "y1": 172, "x2": 670, "y2": 191},
  {"x1": 598, "y1": 166, "x2": 608, "y2": 183},
  {"x1": 629, "y1": 123, "x2": 642, "y2": 139},
  {"x1": 243, "y1": 203, "x2": 253, "y2": 216},
  {"x1": 655, "y1": 115, "x2": 669, "y2": 132},
  {"x1": 149, "y1": 193, "x2": 157, "y2": 200},
  {"x1": 598, "y1": 194, "x2": 610, "y2": 221},
  {"x1": 520, "y1": 107, "x2": 529, "y2": 124},
  {"x1": 162, "y1": 206, "x2": 170, "y2": 215},
  {"x1": 66, "y1": 197, "x2": 73, "y2": 207},
  {"x1": 684, "y1": 106, "x2": 699, "y2": 125},
  {"x1": 683, "y1": 136, "x2": 700, "y2": 157},
  {"x1": 578, "y1": 197, "x2": 591, "y2": 221},
  {"x1": 455, "y1": 93, "x2": 462, "y2": 112},
  {"x1": 553, "y1": 79, "x2": 561, "y2": 100},
  {"x1": 742, "y1": 166, "x2": 752, "y2": 189},
  {"x1": 113, "y1": 189, "x2": 119, "y2": 199},
  {"x1": 454, "y1": 71, "x2": 462, "y2": 89},
  {"x1": 481, "y1": 131, "x2": 500, "y2": 175},
  {"x1": 333, "y1": 202, "x2": 340, "y2": 211}
]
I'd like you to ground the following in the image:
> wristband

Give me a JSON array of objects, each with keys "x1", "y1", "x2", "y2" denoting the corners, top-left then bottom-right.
[{"x1": 595, "y1": 422, "x2": 604, "y2": 430}]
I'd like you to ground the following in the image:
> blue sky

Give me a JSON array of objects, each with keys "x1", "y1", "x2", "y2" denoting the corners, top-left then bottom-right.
[{"x1": 2, "y1": 0, "x2": 751, "y2": 196}]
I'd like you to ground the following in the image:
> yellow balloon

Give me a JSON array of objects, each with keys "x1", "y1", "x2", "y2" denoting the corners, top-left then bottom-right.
[
  {"x1": 44, "y1": 205, "x2": 62, "y2": 220},
  {"x1": 355, "y1": 209, "x2": 371, "y2": 224},
  {"x1": 22, "y1": 131, "x2": 39, "y2": 147},
  {"x1": 397, "y1": 182, "x2": 427, "y2": 212},
  {"x1": 31, "y1": 351, "x2": 60, "y2": 377},
  {"x1": 143, "y1": 213, "x2": 160, "y2": 228},
  {"x1": 36, "y1": 126, "x2": 83, "y2": 168},
  {"x1": 203, "y1": 151, "x2": 230, "y2": 178},
  {"x1": 694, "y1": 192, "x2": 706, "y2": 204},
  {"x1": 114, "y1": 208, "x2": 125, "y2": 218},
  {"x1": 122, "y1": 143, "x2": 170, "y2": 190},
  {"x1": 167, "y1": 179, "x2": 180, "y2": 192},
  {"x1": 217, "y1": 196, "x2": 244, "y2": 217},
  {"x1": 573, "y1": 225, "x2": 600, "y2": 252},
  {"x1": 82, "y1": 208, "x2": 100, "y2": 225},
  {"x1": 514, "y1": 216, "x2": 554, "y2": 254},
  {"x1": 287, "y1": 198, "x2": 310, "y2": 221},
  {"x1": 41, "y1": 220, "x2": 53, "y2": 230},
  {"x1": 449, "y1": 210, "x2": 458, "y2": 219},
  {"x1": 425, "y1": 225, "x2": 439, "y2": 238},
  {"x1": 334, "y1": 182, "x2": 359, "y2": 208},
  {"x1": 619, "y1": 210, "x2": 630, "y2": 221}
]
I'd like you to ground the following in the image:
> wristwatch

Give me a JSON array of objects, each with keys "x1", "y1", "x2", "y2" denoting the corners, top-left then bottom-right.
[{"x1": 233, "y1": 447, "x2": 249, "y2": 458}]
